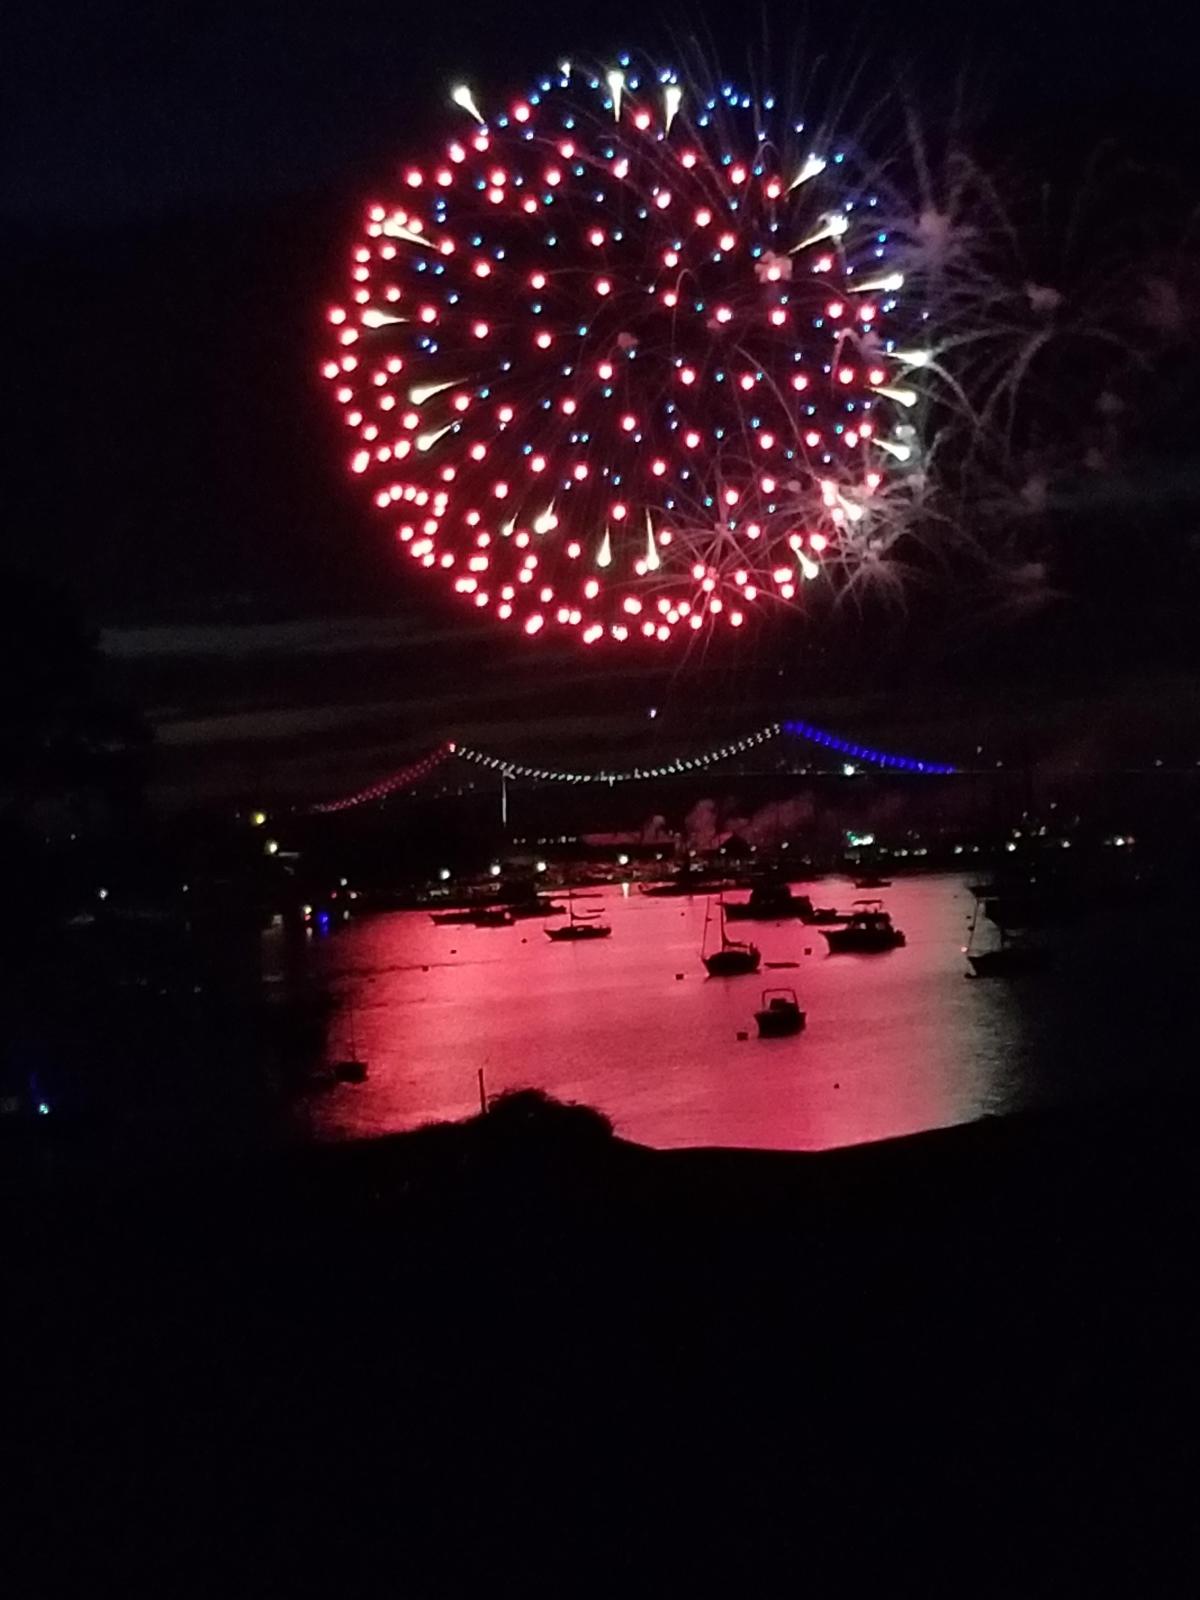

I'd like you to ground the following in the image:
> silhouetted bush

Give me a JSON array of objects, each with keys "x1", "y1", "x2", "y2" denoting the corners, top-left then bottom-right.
[{"x1": 480, "y1": 1086, "x2": 613, "y2": 1147}]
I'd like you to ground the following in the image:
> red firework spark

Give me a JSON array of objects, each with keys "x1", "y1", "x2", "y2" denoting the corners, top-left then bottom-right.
[{"x1": 323, "y1": 55, "x2": 917, "y2": 646}]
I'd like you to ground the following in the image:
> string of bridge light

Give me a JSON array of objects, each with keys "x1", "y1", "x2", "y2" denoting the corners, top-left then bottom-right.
[
  {"x1": 452, "y1": 723, "x2": 783, "y2": 783},
  {"x1": 780, "y1": 719, "x2": 958, "y2": 775},
  {"x1": 308, "y1": 742, "x2": 456, "y2": 812},
  {"x1": 307, "y1": 719, "x2": 957, "y2": 811},
  {"x1": 454, "y1": 719, "x2": 956, "y2": 783}
]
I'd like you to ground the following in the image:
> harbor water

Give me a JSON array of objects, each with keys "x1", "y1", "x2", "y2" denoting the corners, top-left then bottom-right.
[{"x1": 303, "y1": 873, "x2": 1195, "y2": 1150}]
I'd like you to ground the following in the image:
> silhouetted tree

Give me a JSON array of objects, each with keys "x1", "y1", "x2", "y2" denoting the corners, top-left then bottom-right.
[{"x1": 0, "y1": 569, "x2": 151, "y2": 832}]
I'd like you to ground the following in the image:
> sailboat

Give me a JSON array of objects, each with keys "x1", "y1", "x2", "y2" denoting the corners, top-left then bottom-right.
[
  {"x1": 965, "y1": 900, "x2": 1050, "y2": 977},
  {"x1": 545, "y1": 894, "x2": 612, "y2": 942},
  {"x1": 702, "y1": 895, "x2": 761, "y2": 976},
  {"x1": 331, "y1": 1005, "x2": 368, "y2": 1082}
]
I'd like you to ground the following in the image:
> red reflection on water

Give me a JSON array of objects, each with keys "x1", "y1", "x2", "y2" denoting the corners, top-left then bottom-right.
[{"x1": 308, "y1": 877, "x2": 1020, "y2": 1151}]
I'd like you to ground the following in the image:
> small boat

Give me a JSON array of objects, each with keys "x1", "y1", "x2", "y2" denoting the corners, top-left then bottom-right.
[
  {"x1": 724, "y1": 880, "x2": 815, "y2": 922},
  {"x1": 546, "y1": 921, "x2": 611, "y2": 942},
  {"x1": 754, "y1": 987, "x2": 806, "y2": 1037},
  {"x1": 821, "y1": 900, "x2": 906, "y2": 954},
  {"x1": 965, "y1": 904, "x2": 1050, "y2": 977},
  {"x1": 545, "y1": 898, "x2": 612, "y2": 941},
  {"x1": 853, "y1": 874, "x2": 892, "y2": 890},
  {"x1": 705, "y1": 944, "x2": 761, "y2": 975},
  {"x1": 505, "y1": 899, "x2": 567, "y2": 920},
  {"x1": 640, "y1": 872, "x2": 735, "y2": 898},
  {"x1": 331, "y1": 1009, "x2": 368, "y2": 1082},
  {"x1": 471, "y1": 907, "x2": 515, "y2": 928},
  {"x1": 702, "y1": 897, "x2": 761, "y2": 977},
  {"x1": 968, "y1": 944, "x2": 1051, "y2": 977},
  {"x1": 333, "y1": 1058, "x2": 368, "y2": 1083},
  {"x1": 430, "y1": 908, "x2": 479, "y2": 926}
]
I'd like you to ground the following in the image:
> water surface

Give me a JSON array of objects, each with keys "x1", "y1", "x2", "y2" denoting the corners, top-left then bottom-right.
[{"x1": 304, "y1": 873, "x2": 1156, "y2": 1149}]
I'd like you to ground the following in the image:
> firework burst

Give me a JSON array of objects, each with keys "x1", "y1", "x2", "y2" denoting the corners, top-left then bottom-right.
[{"x1": 322, "y1": 52, "x2": 935, "y2": 645}]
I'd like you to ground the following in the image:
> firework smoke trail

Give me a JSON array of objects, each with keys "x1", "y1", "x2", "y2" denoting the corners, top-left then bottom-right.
[{"x1": 876, "y1": 129, "x2": 1198, "y2": 560}]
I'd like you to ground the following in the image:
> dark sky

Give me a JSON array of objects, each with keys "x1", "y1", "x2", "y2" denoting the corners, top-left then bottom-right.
[
  {"x1": 2, "y1": 0, "x2": 1194, "y2": 800},
  {"x1": 2, "y1": 1, "x2": 1189, "y2": 224}
]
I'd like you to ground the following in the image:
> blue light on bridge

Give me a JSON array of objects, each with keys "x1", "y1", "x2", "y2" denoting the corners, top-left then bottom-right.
[{"x1": 780, "y1": 720, "x2": 957, "y2": 775}]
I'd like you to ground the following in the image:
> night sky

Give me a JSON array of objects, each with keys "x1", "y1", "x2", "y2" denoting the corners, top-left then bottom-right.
[{"x1": 3, "y1": 1, "x2": 1194, "y2": 801}]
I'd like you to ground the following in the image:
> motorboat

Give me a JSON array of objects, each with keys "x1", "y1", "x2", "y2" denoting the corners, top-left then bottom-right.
[
  {"x1": 545, "y1": 898, "x2": 612, "y2": 942},
  {"x1": 545, "y1": 921, "x2": 611, "y2": 942},
  {"x1": 821, "y1": 900, "x2": 906, "y2": 953},
  {"x1": 853, "y1": 873, "x2": 892, "y2": 890},
  {"x1": 724, "y1": 880, "x2": 815, "y2": 922},
  {"x1": 754, "y1": 988, "x2": 806, "y2": 1037},
  {"x1": 702, "y1": 897, "x2": 761, "y2": 977}
]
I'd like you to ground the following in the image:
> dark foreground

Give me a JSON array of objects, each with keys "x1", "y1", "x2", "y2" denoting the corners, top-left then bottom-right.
[{"x1": 5, "y1": 1090, "x2": 1198, "y2": 1595}]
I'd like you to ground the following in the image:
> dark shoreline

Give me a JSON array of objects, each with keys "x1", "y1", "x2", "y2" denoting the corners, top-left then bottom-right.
[{"x1": 6, "y1": 1088, "x2": 1197, "y2": 1593}]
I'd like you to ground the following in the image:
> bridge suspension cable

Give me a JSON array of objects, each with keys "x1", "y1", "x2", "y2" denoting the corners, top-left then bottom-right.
[{"x1": 306, "y1": 719, "x2": 957, "y2": 813}]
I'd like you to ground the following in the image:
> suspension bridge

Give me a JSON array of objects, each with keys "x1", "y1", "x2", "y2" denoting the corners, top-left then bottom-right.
[{"x1": 309, "y1": 718, "x2": 959, "y2": 814}]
